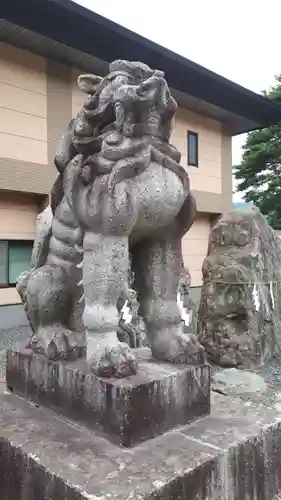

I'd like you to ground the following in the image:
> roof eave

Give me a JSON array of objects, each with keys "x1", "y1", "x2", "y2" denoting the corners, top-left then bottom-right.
[{"x1": 3, "y1": 0, "x2": 281, "y2": 133}]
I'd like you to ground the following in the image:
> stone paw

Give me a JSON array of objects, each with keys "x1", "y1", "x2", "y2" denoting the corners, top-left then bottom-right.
[
  {"x1": 28, "y1": 326, "x2": 85, "y2": 361},
  {"x1": 88, "y1": 342, "x2": 138, "y2": 378},
  {"x1": 151, "y1": 328, "x2": 206, "y2": 365}
]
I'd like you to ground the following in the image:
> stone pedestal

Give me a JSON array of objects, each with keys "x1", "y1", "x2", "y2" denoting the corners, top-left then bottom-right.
[
  {"x1": 6, "y1": 348, "x2": 210, "y2": 447},
  {"x1": 1, "y1": 387, "x2": 281, "y2": 500}
]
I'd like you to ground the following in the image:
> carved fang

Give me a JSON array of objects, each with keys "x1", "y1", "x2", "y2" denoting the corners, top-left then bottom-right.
[
  {"x1": 75, "y1": 244, "x2": 84, "y2": 254},
  {"x1": 78, "y1": 294, "x2": 84, "y2": 304},
  {"x1": 76, "y1": 260, "x2": 84, "y2": 269},
  {"x1": 77, "y1": 280, "x2": 83, "y2": 287}
]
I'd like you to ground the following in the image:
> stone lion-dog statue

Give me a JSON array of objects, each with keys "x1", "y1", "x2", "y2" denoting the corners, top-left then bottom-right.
[{"x1": 17, "y1": 60, "x2": 204, "y2": 377}]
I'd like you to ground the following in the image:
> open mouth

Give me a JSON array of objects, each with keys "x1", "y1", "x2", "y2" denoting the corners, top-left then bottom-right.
[
  {"x1": 93, "y1": 114, "x2": 115, "y2": 137},
  {"x1": 72, "y1": 103, "x2": 116, "y2": 154},
  {"x1": 83, "y1": 100, "x2": 116, "y2": 138}
]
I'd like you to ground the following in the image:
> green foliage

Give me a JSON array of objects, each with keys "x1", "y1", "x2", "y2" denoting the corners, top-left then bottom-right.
[{"x1": 234, "y1": 75, "x2": 281, "y2": 229}]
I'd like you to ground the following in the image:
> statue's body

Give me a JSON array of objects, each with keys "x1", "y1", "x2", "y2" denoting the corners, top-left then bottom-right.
[{"x1": 17, "y1": 60, "x2": 204, "y2": 377}]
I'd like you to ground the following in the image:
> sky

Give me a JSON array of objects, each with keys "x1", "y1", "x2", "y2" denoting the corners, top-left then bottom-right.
[{"x1": 74, "y1": 0, "x2": 281, "y2": 201}]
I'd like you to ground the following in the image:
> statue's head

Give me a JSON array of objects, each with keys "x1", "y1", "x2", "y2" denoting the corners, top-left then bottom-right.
[
  {"x1": 73, "y1": 60, "x2": 177, "y2": 149},
  {"x1": 208, "y1": 207, "x2": 262, "y2": 253}
]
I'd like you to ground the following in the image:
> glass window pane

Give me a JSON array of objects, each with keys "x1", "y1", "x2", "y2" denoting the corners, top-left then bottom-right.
[
  {"x1": 189, "y1": 136, "x2": 196, "y2": 161},
  {"x1": 188, "y1": 131, "x2": 198, "y2": 166},
  {"x1": 8, "y1": 241, "x2": 33, "y2": 285},
  {"x1": 0, "y1": 242, "x2": 8, "y2": 286}
]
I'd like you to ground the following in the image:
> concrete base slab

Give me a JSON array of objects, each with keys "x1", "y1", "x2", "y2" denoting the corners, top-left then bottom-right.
[
  {"x1": 6, "y1": 348, "x2": 210, "y2": 447},
  {"x1": 1, "y1": 389, "x2": 281, "y2": 500}
]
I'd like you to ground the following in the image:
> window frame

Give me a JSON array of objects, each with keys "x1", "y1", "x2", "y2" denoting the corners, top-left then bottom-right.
[
  {"x1": 0, "y1": 241, "x2": 9, "y2": 288},
  {"x1": 187, "y1": 130, "x2": 199, "y2": 167},
  {"x1": 0, "y1": 240, "x2": 33, "y2": 289}
]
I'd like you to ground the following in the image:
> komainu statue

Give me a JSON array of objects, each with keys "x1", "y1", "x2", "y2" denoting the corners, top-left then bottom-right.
[
  {"x1": 198, "y1": 207, "x2": 281, "y2": 369},
  {"x1": 17, "y1": 60, "x2": 204, "y2": 377}
]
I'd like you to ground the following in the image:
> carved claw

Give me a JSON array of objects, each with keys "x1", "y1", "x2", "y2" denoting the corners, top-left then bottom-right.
[
  {"x1": 151, "y1": 328, "x2": 206, "y2": 365},
  {"x1": 28, "y1": 327, "x2": 85, "y2": 361},
  {"x1": 88, "y1": 342, "x2": 138, "y2": 378}
]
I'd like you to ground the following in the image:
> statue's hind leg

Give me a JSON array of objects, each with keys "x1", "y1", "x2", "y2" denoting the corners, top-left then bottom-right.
[{"x1": 132, "y1": 233, "x2": 205, "y2": 364}]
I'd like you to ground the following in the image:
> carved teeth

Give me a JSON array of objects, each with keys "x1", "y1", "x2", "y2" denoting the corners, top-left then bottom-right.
[
  {"x1": 78, "y1": 294, "x2": 84, "y2": 303},
  {"x1": 76, "y1": 260, "x2": 84, "y2": 269},
  {"x1": 75, "y1": 244, "x2": 83, "y2": 254},
  {"x1": 77, "y1": 280, "x2": 83, "y2": 287}
]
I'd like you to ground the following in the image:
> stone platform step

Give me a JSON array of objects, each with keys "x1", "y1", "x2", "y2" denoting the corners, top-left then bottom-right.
[
  {"x1": 1, "y1": 390, "x2": 281, "y2": 500},
  {"x1": 6, "y1": 348, "x2": 210, "y2": 447}
]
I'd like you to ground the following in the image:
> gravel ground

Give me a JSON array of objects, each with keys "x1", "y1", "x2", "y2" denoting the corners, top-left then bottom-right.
[
  {"x1": 0, "y1": 325, "x2": 31, "y2": 378},
  {"x1": 258, "y1": 358, "x2": 281, "y2": 391}
]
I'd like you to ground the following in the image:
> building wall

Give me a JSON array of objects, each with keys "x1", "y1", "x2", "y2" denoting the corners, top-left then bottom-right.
[
  {"x1": 172, "y1": 108, "x2": 222, "y2": 195},
  {"x1": 0, "y1": 44, "x2": 49, "y2": 305},
  {"x1": 0, "y1": 45, "x2": 232, "y2": 307},
  {"x1": 0, "y1": 44, "x2": 48, "y2": 165},
  {"x1": 171, "y1": 108, "x2": 225, "y2": 286},
  {"x1": 72, "y1": 68, "x2": 85, "y2": 116},
  {"x1": 182, "y1": 214, "x2": 211, "y2": 287}
]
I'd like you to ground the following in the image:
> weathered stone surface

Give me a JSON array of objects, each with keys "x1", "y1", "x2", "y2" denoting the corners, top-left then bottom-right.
[
  {"x1": 198, "y1": 206, "x2": 281, "y2": 369},
  {"x1": 212, "y1": 367, "x2": 268, "y2": 396},
  {"x1": 1, "y1": 385, "x2": 281, "y2": 499},
  {"x1": 6, "y1": 348, "x2": 210, "y2": 447},
  {"x1": 0, "y1": 394, "x2": 221, "y2": 500},
  {"x1": 182, "y1": 393, "x2": 281, "y2": 500},
  {"x1": 17, "y1": 59, "x2": 204, "y2": 378}
]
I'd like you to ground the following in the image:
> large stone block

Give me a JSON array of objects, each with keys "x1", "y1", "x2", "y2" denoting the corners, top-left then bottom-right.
[
  {"x1": 1, "y1": 387, "x2": 281, "y2": 500},
  {"x1": 6, "y1": 348, "x2": 210, "y2": 447}
]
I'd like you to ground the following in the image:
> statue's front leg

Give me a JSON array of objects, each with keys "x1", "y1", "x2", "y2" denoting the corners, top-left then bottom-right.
[{"x1": 82, "y1": 231, "x2": 137, "y2": 377}]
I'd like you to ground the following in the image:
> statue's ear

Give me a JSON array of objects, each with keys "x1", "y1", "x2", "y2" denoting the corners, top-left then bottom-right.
[{"x1": 77, "y1": 74, "x2": 103, "y2": 94}]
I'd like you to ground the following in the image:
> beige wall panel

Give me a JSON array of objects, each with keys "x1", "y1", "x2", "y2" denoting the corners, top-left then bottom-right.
[
  {"x1": 0, "y1": 133, "x2": 47, "y2": 164},
  {"x1": 1, "y1": 43, "x2": 48, "y2": 164},
  {"x1": 182, "y1": 214, "x2": 210, "y2": 287},
  {"x1": 185, "y1": 214, "x2": 211, "y2": 239},
  {"x1": 0, "y1": 194, "x2": 38, "y2": 239},
  {"x1": 0, "y1": 193, "x2": 38, "y2": 210},
  {"x1": 0, "y1": 210, "x2": 37, "y2": 239},
  {"x1": 172, "y1": 108, "x2": 222, "y2": 195},
  {"x1": 188, "y1": 271, "x2": 204, "y2": 289},
  {"x1": 46, "y1": 60, "x2": 72, "y2": 162},
  {"x1": 221, "y1": 127, "x2": 233, "y2": 212},
  {"x1": 0, "y1": 83, "x2": 47, "y2": 118},
  {"x1": 0, "y1": 108, "x2": 47, "y2": 142},
  {"x1": 0, "y1": 288, "x2": 21, "y2": 305},
  {"x1": 0, "y1": 44, "x2": 46, "y2": 95},
  {"x1": 71, "y1": 68, "x2": 86, "y2": 116},
  {"x1": 190, "y1": 175, "x2": 221, "y2": 194}
]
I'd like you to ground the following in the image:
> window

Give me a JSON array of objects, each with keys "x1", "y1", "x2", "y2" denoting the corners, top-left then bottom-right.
[
  {"x1": 0, "y1": 241, "x2": 33, "y2": 288},
  {"x1": 0, "y1": 242, "x2": 8, "y2": 286},
  {"x1": 187, "y1": 131, "x2": 199, "y2": 167}
]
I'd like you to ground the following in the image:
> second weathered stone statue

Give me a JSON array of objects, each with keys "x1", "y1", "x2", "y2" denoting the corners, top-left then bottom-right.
[
  {"x1": 17, "y1": 60, "x2": 204, "y2": 378},
  {"x1": 198, "y1": 206, "x2": 281, "y2": 368}
]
